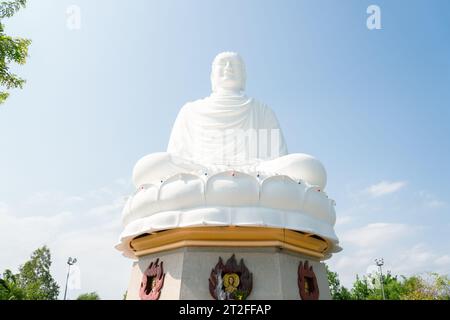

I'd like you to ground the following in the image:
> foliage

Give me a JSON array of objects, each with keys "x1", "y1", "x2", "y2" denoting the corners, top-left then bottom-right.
[
  {"x1": 401, "y1": 273, "x2": 450, "y2": 300},
  {"x1": 0, "y1": 269, "x2": 25, "y2": 300},
  {"x1": 350, "y1": 275, "x2": 373, "y2": 300},
  {"x1": 378, "y1": 273, "x2": 409, "y2": 300},
  {"x1": 326, "y1": 264, "x2": 450, "y2": 300},
  {"x1": 0, "y1": 246, "x2": 59, "y2": 300},
  {"x1": 350, "y1": 272, "x2": 405, "y2": 300},
  {"x1": 326, "y1": 265, "x2": 352, "y2": 300},
  {"x1": 76, "y1": 292, "x2": 101, "y2": 300},
  {"x1": 17, "y1": 246, "x2": 60, "y2": 300},
  {"x1": 0, "y1": 0, "x2": 31, "y2": 104}
]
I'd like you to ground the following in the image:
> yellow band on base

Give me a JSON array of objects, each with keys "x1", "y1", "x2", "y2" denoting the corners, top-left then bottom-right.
[{"x1": 130, "y1": 227, "x2": 329, "y2": 259}]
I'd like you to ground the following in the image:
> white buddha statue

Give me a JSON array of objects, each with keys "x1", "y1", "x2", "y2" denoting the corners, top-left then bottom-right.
[{"x1": 133, "y1": 52, "x2": 327, "y2": 190}]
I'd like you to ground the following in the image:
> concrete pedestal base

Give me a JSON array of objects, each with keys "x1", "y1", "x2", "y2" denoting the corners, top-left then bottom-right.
[{"x1": 125, "y1": 247, "x2": 331, "y2": 300}]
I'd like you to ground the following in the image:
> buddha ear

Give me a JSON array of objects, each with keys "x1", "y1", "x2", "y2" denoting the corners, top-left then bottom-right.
[
  {"x1": 238, "y1": 62, "x2": 247, "y2": 92},
  {"x1": 210, "y1": 71, "x2": 217, "y2": 93},
  {"x1": 237, "y1": 55, "x2": 247, "y2": 91},
  {"x1": 240, "y1": 72, "x2": 246, "y2": 92}
]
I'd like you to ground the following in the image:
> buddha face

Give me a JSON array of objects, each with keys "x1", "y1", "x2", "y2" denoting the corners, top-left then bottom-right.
[{"x1": 211, "y1": 52, "x2": 246, "y2": 93}]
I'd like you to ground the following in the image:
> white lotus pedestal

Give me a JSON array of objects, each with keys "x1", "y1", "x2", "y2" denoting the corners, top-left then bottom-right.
[{"x1": 124, "y1": 227, "x2": 332, "y2": 300}]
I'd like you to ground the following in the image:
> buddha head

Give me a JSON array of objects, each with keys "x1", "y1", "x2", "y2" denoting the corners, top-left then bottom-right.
[{"x1": 211, "y1": 52, "x2": 246, "y2": 94}]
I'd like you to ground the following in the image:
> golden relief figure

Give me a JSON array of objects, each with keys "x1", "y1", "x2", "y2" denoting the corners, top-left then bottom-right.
[
  {"x1": 223, "y1": 273, "x2": 240, "y2": 293},
  {"x1": 209, "y1": 255, "x2": 253, "y2": 300}
]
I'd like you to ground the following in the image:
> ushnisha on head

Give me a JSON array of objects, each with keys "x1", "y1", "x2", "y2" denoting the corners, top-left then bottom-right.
[{"x1": 210, "y1": 52, "x2": 247, "y2": 95}]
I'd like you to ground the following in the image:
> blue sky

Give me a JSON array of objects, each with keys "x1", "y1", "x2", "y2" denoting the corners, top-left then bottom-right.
[{"x1": 0, "y1": 0, "x2": 449, "y2": 299}]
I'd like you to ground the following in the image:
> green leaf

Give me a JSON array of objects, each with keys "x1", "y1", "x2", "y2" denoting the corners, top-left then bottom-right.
[{"x1": 0, "y1": 0, "x2": 30, "y2": 104}]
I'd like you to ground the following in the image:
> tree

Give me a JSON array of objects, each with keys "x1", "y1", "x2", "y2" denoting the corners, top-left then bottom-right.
[
  {"x1": 350, "y1": 272, "x2": 408, "y2": 300},
  {"x1": 350, "y1": 275, "x2": 374, "y2": 300},
  {"x1": 377, "y1": 272, "x2": 409, "y2": 300},
  {"x1": 0, "y1": 246, "x2": 59, "y2": 300},
  {"x1": 0, "y1": 269, "x2": 25, "y2": 300},
  {"x1": 326, "y1": 265, "x2": 352, "y2": 300},
  {"x1": 402, "y1": 273, "x2": 450, "y2": 300},
  {"x1": 16, "y1": 246, "x2": 60, "y2": 300},
  {"x1": 326, "y1": 266, "x2": 450, "y2": 300},
  {"x1": 77, "y1": 292, "x2": 101, "y2": 300},
  {"x1": 0, "y1": 0, "x2": 31, "y2": 104}
]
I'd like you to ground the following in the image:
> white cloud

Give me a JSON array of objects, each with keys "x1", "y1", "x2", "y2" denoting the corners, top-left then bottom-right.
[
  {"x1": 328, "y1": 180, "x2": 449, "y2": 289},
  {"x1": 0, "y1": 202, "x2": 8, "y2": 214},
  {"x1": 418, "y1": 191, "x2": 447, "y2": 209},
  {"x1": 427, "y1": 200, "x2": 446, "y2": 208},
  {"x1": 87, "y1": 198, "x2": 125, "y2": 218},
  {"x1": 435, "y1": 255, "x2": 450, "y2": 267},
  {"x1": 393, "y1": 244, "x2": 450, "y2": 276},
  {"x1": 341, "y1": 223, "x2": 415, "y2": 248},
  {"x1": 329, "y1": 223, "x2": 450, "y2": 288},
  {"x1": 0, "y1": 182, "x2": 132, "y2": 300},
  {"x1": 49, "y1": 220, "x2": 131, "y2": 300},
  {"x1": 364, "y1": 181, "x2": 407, "y2": 198},
  {"x1": 335, "y1": 215, "x2": 353, "y2": 226}
]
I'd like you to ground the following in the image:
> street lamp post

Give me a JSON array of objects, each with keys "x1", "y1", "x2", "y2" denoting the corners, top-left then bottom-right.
[
  {"x1": 63, "y1": 257, "x2": 77, "y2": 300},
  {"x1": 374, "y1": 258, "x2": 386, "y2": 300}
]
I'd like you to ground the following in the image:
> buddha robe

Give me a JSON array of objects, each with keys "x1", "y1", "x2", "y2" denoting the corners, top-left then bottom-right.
[{"x1": 167, "y1": 93, "x2": 288, "y2": 167}]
